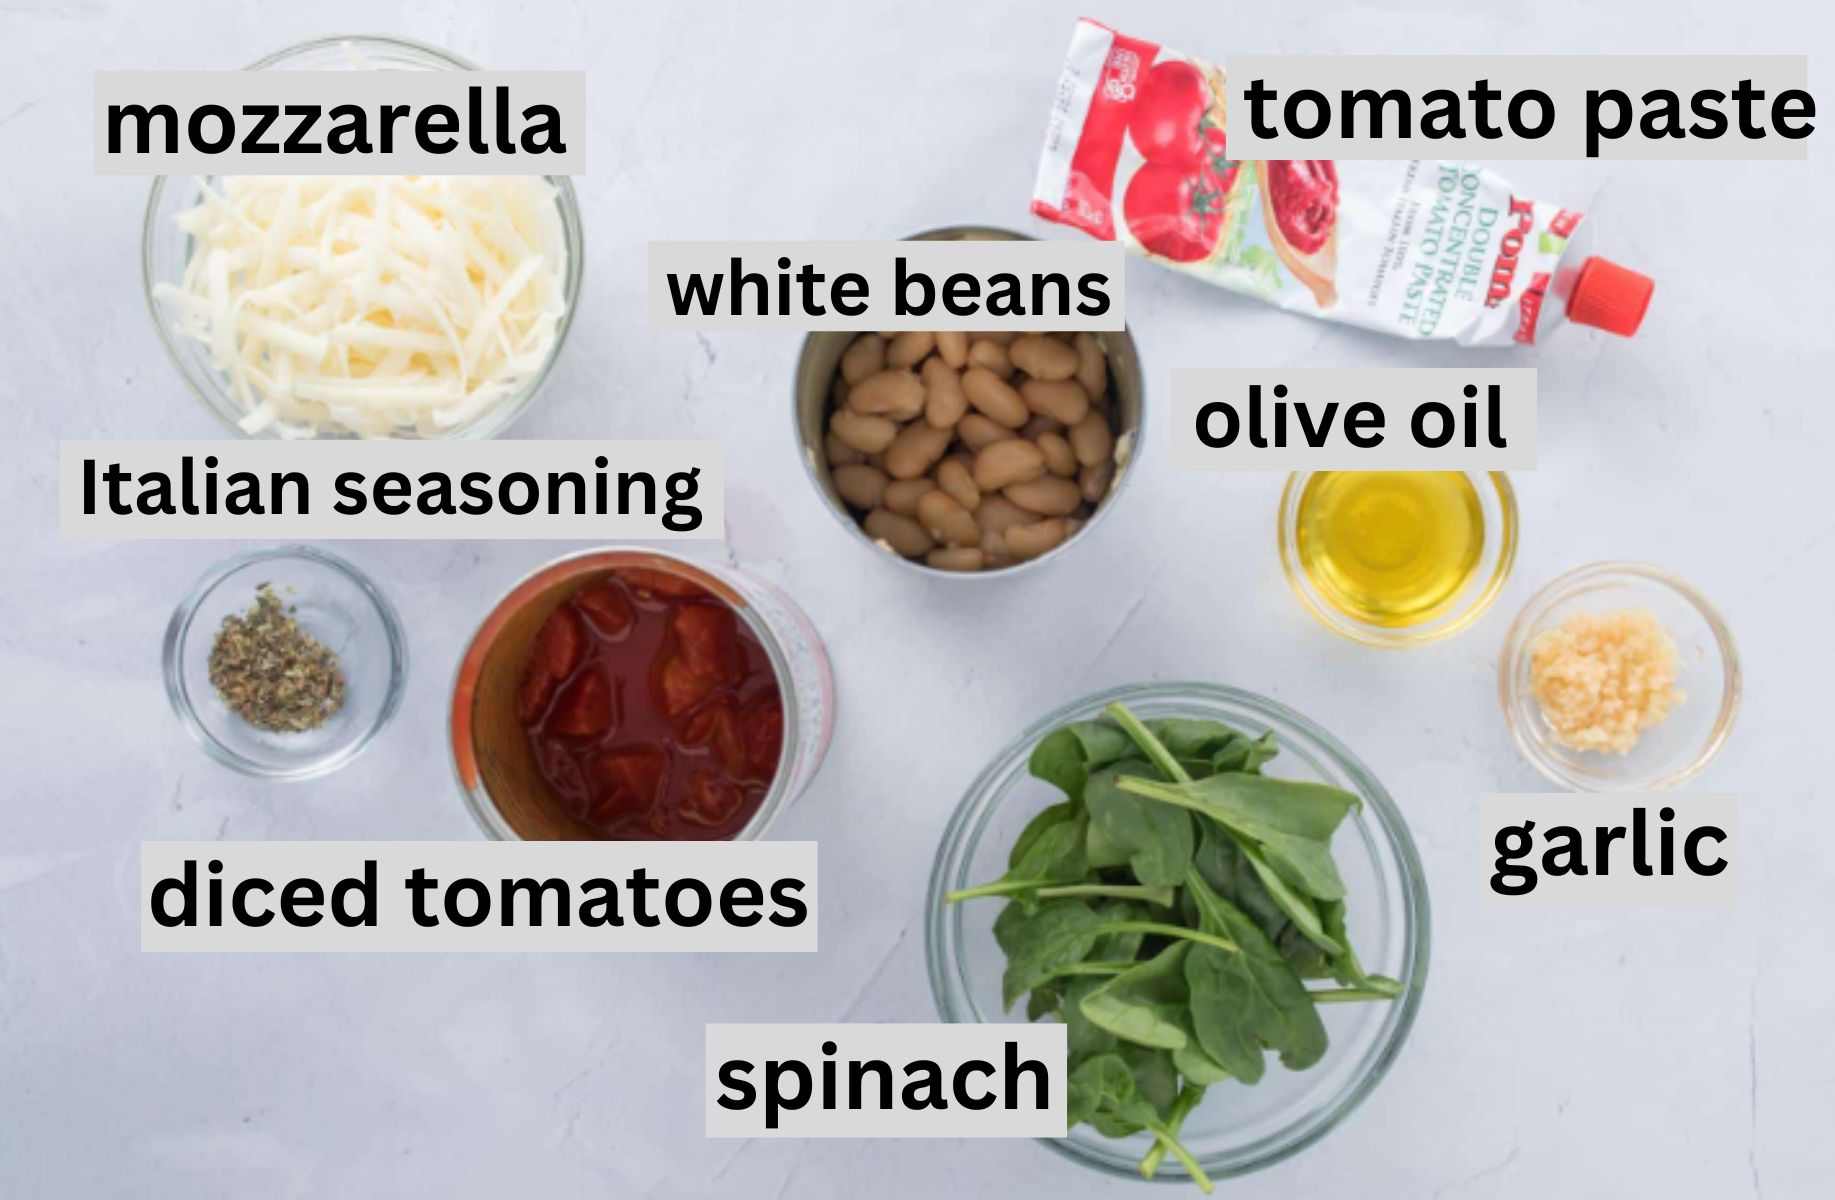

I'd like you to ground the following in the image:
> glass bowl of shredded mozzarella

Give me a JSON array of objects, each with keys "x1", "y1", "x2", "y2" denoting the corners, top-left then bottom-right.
[{"x1": 142, "y1": 36, "x2": 583, "y2": 439}]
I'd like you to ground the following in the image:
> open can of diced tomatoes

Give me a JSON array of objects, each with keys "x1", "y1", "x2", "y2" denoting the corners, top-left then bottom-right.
[{"x1": 450, "y1": 548, "x2": 835, "y2": 841}]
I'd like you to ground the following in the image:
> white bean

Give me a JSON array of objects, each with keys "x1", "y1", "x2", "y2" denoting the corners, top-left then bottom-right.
[
  {"x1": 883, "y1": 477, "x2": 933, "y2": 515},
  {"x1": 1068, "y1": 412, "x2": 1114, "y2": 467},
  {"x1": 916, "y1": 491, "x2": 980, "y2": 547},
  {"x1": 1004, "y1": 475, "x2": 1082, "y2": 517},
  {"x1": 937, "y1": 457, "x2": 981, "y2": 511},
  {"x1": 1035, "y1": 432, "x2": 1077, "y2": 478},
  {"x1": 847, "y1": 368, "x2": 927, "y2": 420},
  {"x1": 1009, "y1": 334, "x2": 1079, "y2": 381},
  {"x1": 883, "y1": 422, "x2": 952, "y2": 480},
  {"x1": 840, "y1": 334, "x2": 886, "y2": 385},
  {"x1": 885, "y1": 330, "x2": 935, "y2": 369},
  {"x1": 926, "y1": 546, "x2": 986, "y2": 572},
  {"x1": 1074, "y1": 332, "x2": 1107, "y2": 400},
  {"x1": 1006, "y1": 518, "x2": 1071, "y2": 560},
  {"x1": 832, "y1": 463, "x2": 888, "y2": 510},
  {"x1": 864, "y1": 508, "x2": 934, "y2": 558},
  {"x1": 921, "y1": 358, "x2": 968, "y2": 429},
  {"x1": 973, "y1": 439, "x2": 1047, "y2": 491},
  {"x1": 830, "y1": 408, "x2": 898, "y2": 454}
]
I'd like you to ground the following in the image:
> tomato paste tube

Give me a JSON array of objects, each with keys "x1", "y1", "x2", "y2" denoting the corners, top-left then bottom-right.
[{"x1": 1031, "y1": 19, "x2": 1654, "y2": 345}]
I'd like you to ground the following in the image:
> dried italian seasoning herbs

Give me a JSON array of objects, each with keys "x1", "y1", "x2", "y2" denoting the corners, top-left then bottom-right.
[{"x1": 208, "y1": 584, "x2": 347, "y2": 732}]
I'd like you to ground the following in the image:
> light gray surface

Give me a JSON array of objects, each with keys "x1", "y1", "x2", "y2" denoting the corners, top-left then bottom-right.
[{"x1": 3, "y1": 1, "x2": 1832, "y2": 1196}]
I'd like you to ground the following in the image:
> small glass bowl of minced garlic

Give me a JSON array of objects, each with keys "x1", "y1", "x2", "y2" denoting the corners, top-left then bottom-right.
[
  {"x1": 1498, "y1": 563, "x2": 1741, "y2": 790},
  {"x1": 164, "y1": 546, "x2": 407, "y2": 779}
]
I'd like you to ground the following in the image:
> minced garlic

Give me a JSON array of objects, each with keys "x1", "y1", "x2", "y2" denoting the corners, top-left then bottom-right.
[{"x1": 1529, "y1": 609, "x2": 1683, "y2": 754}]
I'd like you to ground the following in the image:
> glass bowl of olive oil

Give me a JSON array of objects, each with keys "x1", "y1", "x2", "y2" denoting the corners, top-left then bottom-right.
[{"x1": 1278, "y1": 472, "x2": 1518, "y2": 647}]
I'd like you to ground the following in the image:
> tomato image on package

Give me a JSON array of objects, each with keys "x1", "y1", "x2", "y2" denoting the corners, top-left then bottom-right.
[{"x1": 1031, "y1": 19, "x2": 1654, "y2": 345}]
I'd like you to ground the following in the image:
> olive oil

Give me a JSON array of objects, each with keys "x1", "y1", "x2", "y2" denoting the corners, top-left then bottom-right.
[{"x1": 1294, "y1": 472, "x2": 1484, "y2": 628}]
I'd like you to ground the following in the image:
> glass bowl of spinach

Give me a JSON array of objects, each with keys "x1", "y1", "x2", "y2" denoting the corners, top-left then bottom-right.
[{"x1": 925, "y1": 683, "x2": 1428, "y2": 1189}]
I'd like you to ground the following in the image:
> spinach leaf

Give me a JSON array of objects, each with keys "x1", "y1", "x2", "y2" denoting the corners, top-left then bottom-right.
[
  {"x1": 1007, "y1": 801, "x2": 1080, "y2": 872},
  {"x1": 1146, "y1": 718, "x2": 1279, "y2": 777},
  {"x1": 1144, "y1": 718, "x2": 1249, "y2": 780},
  {"x1": 996, "y1": 900, "x2": 1236, "y2": 1010},
  {"x1": 995, "y1": 898, "x2": 1106, "y2": 1010},
  {"x1": 1215, "y1": 730, "x2": 1280, "y2": 775},
  {"x1": 1238, "y1": 842, "x2": 1341, "y2": 953},
  {"x1": 1011, "y1": 898, "x2": 1154, "y2": 1023},
  {"x1": 1065, "y1": 1053, "x2": 1135, "y2": 1129},
  {"x1": 1068, "y1": 1054, "x2": 1215, "y2": 1193},
  {"x1": 1277, "y1": 923, "x2": 1333, "y2": 979},
  {"x1": 1119, "y1": 1043, "x2": 1182, "y2": 1119},
  {"x1": 1010, "y1": 806, "x2": 1089, "y2": 885},
  {"x1": 1085, "y1": 816, "x2": 1131, "y2": 869},
  {"x1": 1190, "y1": 820, "x2": 1288, "y2": 941},
  {"x1": 1126, "y1": 771, "x2": 1360, "y2": 840},
  {"x1": 1089, "y1": 1110, "x2": 1147, "y2": 1139},
  {"x1": 1062, "y1": 976, "x2": 1119, "y2": 1061},
  {"x1": 1086, "y1": 763, "x2": 1195, "y2": 888},
  {"x1": 1025, "y1": 982, "x2": 1061, "y2": 1023},
  {"x1": 1319, "y1": 898, "x2": 1367, "y2": 987},
  {"x1": 1185, "y1": 871, "x2": 1328, "y2": 1076},
  {"x1": 1090, "y1": 1110, "x2": 1148, "y2": 1139},
  {"x1": 1171, "y1": 1023, "x2": 1233, "y2": 1085},
  {"x1": 1190, "y1": 810, "x2": 1342, "y2": 957},
  {"x1": 1119, "y1": 772, "x2": 1357, "y2": 901},
  {"x1": 1029, "y1": 720, "x2": 1135, "y2": 802},
  {"x1": 1108, "y1": 704, "x2": 1345, "y2": 954},
  {"x1": 1065, "y1": 1052, "x2": 1165, "y2": 1139},
  {"x1": 1088, "y1": 899, "x2": 1152, "y2": 962},
  {"x1": 1143, "y1": 717, "x2": 1245, "y2": 760},
  {"x1": 1245, "y1": 828, "x2": 1346, "y2": 902},
  {"x1": 1309, "y1": 901, "x2": 1401, "y2": 995},
  {"x1": 1079, "y1": 942, "x2": 1192, "y2": 1050},
  {"x1": 1005, "y1": 906, "x2": 1247, "y2": 1020}
]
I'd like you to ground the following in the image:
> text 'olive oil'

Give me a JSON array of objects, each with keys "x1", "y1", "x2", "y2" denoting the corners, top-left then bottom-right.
[{"x1": 1294, "y1": 472, "x2": 1484, "y2": 628}]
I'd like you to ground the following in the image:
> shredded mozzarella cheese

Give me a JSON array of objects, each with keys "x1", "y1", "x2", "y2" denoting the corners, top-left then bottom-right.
[{"x1": 156, "y1": 175, "x2": 568, "y2": 438}]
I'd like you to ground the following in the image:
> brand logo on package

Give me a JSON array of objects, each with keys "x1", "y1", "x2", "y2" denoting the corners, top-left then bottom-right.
[
  {"x1": 1102, "y1": 48, "x2": 1143, "y2": 102},
  {"x1": 96, "y1": 69, "x2": 585, "y2": 173}
]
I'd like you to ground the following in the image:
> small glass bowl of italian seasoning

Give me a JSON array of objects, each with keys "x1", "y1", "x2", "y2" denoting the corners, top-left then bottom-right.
[{"x1": 164, "y1": 546, "x2": 407, "y2": 779}]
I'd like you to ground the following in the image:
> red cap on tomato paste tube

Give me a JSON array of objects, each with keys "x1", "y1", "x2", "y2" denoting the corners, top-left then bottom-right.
[{"x1": 1566, "y1": 257, "x2": 1655, "y2": 337}]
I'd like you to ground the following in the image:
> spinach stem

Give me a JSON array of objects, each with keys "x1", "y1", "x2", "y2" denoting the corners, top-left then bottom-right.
[
  {"x1": 1140, "y1": 1084, "x2": 1205, "y2": 1179},
  {"x1": 1046, "y1": 961, "x2": 1135, "y2": 978},
  {"x1": 1113, "y1": 774, "x2": 1213, "y2": 816},
  {"x1": 1036, "y1": 883, "x2": 1174, "y2": 905},
  {"x1": 1094, "y1": 920, "x2": 1237, "y2": 956},
  {"x1": 1308, "y1": 983, "x2": 1404, "y2": 1004},
  {"x1": 943, "y1": 880, "x2": 1174, "y2": 905},
  {"x1": 1104, "y1": 702, "x2": 1193, "y2": 783},
  {"x1": 1149, "y1": 1127, "x2": 1213, "y2": 1193}
]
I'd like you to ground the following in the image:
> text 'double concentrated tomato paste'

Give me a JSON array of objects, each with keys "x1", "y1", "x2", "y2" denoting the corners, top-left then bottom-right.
[
  {"x1": 1031, "y1": 19, "x2": 1655, "y2": 345},
  {"x1": 517, "y1": 568, "x2": 784, "y2": 839}
]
